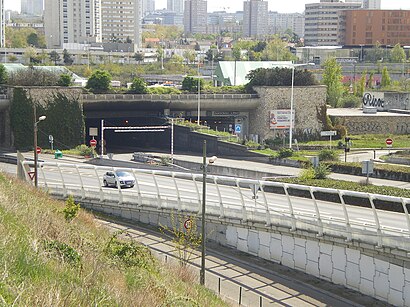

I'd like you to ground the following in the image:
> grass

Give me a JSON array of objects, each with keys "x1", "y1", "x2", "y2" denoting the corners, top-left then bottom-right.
[{"x1": 0, "y1": 173, "x2": 227, "y2": 306}]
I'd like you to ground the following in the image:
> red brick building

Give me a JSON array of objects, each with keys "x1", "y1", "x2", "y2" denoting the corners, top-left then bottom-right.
[{"x1": 339, "y1": 10, "x2": 410, "y2": 46}]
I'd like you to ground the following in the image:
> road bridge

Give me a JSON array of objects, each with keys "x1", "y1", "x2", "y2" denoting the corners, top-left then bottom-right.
[{"x1": 19, "y1": 160, "x2": 410, "y2": 306}]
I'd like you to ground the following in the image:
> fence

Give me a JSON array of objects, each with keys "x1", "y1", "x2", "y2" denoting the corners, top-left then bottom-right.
[{"x1": 21, "y1": 161, "x2": 410, "y2": 251}]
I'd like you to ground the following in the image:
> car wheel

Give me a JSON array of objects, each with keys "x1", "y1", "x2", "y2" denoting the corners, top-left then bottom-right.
[
  {"x1": 130, "y1": 184, "x2": 134, "y2": 188},
  {"x1": 103, "y1": 180, "x2": 108, "y2": 187},
  {"x1": 114, "y1": 181, "x2": 118, "y2": 188}
]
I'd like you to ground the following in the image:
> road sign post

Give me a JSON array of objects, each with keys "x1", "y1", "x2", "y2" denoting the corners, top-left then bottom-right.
[
  {"x1": 362, "y1": 160, "x2": 374, "y2": 185},
  {"x1": 386, "y1": 138, "x2": 393, "y2": 155},
  {"x1": 321, "y1": 131, "x2": 337, "y2": 149},
  {"x1": 36, "y1": 147, "x2": 41, "y2": 154},
  {"x1": 48, "y1": 135, "x2": 54, "y2": 151},
  {"x1": 90, "y1": 138, "x2": 97, "y2": 147}
]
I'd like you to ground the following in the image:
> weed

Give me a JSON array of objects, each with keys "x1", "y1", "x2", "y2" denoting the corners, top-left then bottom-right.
[
  {"x1": 44, "y1": 240, "x2": 81, "y2": 265},
  {"x1": 63, "y1": 195, "x2": 80, "y2": 222}
]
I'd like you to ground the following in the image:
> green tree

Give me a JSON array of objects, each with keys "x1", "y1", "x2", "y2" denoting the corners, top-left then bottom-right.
[
  {"x1": 63, "y1": 49, "x2": 74, "y2": 65},
  {"x1": 49, "y1": 50, "x2": 61, "y2": 65},
  {"x1": 357, "y1": 71, "x2": 367, "y2": 97},
  {"x1": 86, "y1": 70, "x2": 112, "y2": 92},
  {"x1": 183, "y1": 50, "x2": 196, "y2": 64},
  {"x1": 57, "y1": 74, "x2": 72, "y2": 87},
  {"x1": 182, "y1": 76, "x2": 204, "y2": 92},
  {"x1": 368, "y1": 71, "x2": 374, "y2": 89},
  {"x1": 390, "y1": 43, "x2": 406, "y2": 63},
  {"x1": 0, "y1": 64, "x2": 8, "y2": 84},
  {"x1": 23, "y1": 47, "x2": 38, "y2": 64},
  {"x1": 133, "y1": 52, "x2": 145, "y2": 63},
  {"x1": 381, "y1": 66, "x2": 392, "y2": 88},
  {"x1": 128, "y1": 77, "x2": 147, "y2": 94},
  {"x1": 27, "y1": 32, "x2": 41, "y2": 48},
  {"x1": 322, "y1": 58, "x2": 344, "y2": 107}
]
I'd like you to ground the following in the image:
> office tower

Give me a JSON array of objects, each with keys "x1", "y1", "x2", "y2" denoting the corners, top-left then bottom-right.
[
  {"x1": 101, "y1": 0, "x2": 142, "y2": 47},
  {"x1": 184, "y1": 0, "x2": 207, "y2": 34},
  {"x1": 142, "y1": 0, "x2": 155, "y2": 15},
  {"x1": 21, "y1": 0, "x2": 44, "y2": 16},
  {"x1": 243, "y1": 0, "x2": 268, "y2": 38},
  {"x1": 304, "y1": 0, "x2": 362, "y2": 46},
  {"x1": 167, "y1": 0, "x2": 184, "y2": 14},
  {"x1": 268, "y1": 12, "x2": 305, "y2": 38}
]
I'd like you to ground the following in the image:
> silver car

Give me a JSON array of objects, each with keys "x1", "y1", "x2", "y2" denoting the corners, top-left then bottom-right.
[{"x1": 103, "y1": 171, "x2": 135, "y2": 188}]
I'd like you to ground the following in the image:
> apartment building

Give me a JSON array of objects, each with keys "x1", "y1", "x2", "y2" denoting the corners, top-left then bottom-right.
[
  {"x1": 167, "y1": 0, "x2": 184, "y2": 14},
  {"x1": 243, "y1": 0, "x2": 268, "y2": 38},
  {"x1": 268, "y1": 12, "x2": 305, "y2": 38},
  {"x1": 363, "y1": 0, "x2": 381, "y2": 9},
  {"x1": 44, "y1": 0, "x2": 142, "y2": 49},
  {"x1": 184, "y1": 0, "x2": 207, "y2": 34},
  {"x1": 142, "y1": 0, "x2": 155, "y2": 16},
  {"x1": 339, "y1": 10, "x2": 410, "y2": 46},
  {"x1": 21, "y1": 0, "x2": 44, "y2": 16},
  {"x1": 304, "y1": 0, "x2": 362, "y2": 46}
]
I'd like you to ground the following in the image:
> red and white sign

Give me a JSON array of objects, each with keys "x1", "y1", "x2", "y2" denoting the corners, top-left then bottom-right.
[
  {"x1": 269, "y1": 109, "x2": 295, "y2": 130},
  {"x1": 386, "y1": 138, "x2": 393, "y2": 146},
  {"x1": 90, "y1": 139, "x2": 97, "y2": 147},
  {"x1": 36, "y1": 146, "x2": 41, "y2": 154},
  {"x1": 184, "y1": 219, "x2": 192, "y2": 230}
]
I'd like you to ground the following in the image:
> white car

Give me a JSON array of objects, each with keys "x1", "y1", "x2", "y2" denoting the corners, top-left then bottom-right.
[{"x1": 103, "y1": 171, "x2": 135, "y2": 188}]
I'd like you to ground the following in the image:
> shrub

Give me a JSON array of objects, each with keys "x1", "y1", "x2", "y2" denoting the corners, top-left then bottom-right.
[
  {"x1": 318, "y1": 149, "x2": 339, "y2": 161},
  {"x1": 128, "y1": 77, "x2": 147, "y2": 94},
  {"x1": 147, "y1": 87, "x2": 181, "y2": 94},
  {"x1": 314, "y1": 163, "x2": 331, "y2": 179},
  {"x1": 277, "y1": 148, "x2": 294, "y2": 159},
  {"x1": 63, "y1": 195, "x2": 80, "y2": 222},
  {"x1": 264, "y1": 137, "x2": 283, "y2": 149},
  {"x1": 86, "y1": 70, "x2": 112, "y2": 92},
  {"x1": 299, "y1": 168, "x2": 315, "y2": 180},
  {"x1": 75, "y1": 144, "x2": 94, "y2": 156},
  {"x1": 57, "y1": 73, "x2": 72, "y2": 86},
  {"x1": 182, "y1": 76, "x2": 204, "y2": 92},
  {"x1": 340, "y1": 95, "x2": 362, "y2": 108}
]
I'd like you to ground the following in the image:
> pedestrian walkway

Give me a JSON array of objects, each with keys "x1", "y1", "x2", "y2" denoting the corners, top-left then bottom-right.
[{"x1": 97, "y1": 216, "x2": 386, "y2": 307}]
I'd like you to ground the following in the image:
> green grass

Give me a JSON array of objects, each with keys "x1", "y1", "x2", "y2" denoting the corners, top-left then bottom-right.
[{"x1": 0, "y1": 173, "x2": 227, "y2": 306}]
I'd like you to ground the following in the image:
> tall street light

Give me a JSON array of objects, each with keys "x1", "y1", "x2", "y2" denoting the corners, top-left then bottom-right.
[
  {"x1": 34, "y1": 112, "x2": 46, "y2": 187},
  {"x1": 197, "y1": 52, "x2": 201, "y2": 125},
  {"x1": 200, "y1": 140, "x2": 217, "y2": 286},
  {"x1": 289, "y1": 63, "x2": 315, "y2": 149}
]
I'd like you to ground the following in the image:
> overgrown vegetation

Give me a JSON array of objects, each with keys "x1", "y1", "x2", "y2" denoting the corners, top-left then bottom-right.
[{"x1": 0, "y1": 173, "x2": 227, "y2": 306}]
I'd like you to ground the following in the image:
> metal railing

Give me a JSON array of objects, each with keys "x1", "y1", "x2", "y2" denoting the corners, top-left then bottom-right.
[{"x1": 22, "y1": 161, "x2": 410, "y2": 251}]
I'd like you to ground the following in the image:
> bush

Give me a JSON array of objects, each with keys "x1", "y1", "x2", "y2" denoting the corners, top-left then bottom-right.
[
  {"x1": 57, "y1": 73, "x2": 72, "y2": 86},
  {"x1": 75, "y1": 144, "x2": 94, "y2": 156},
  {"x1": 314, "y1": 163, "x2": 331, "y2": 179},
  {"x1": 128, "y1": 77, "x2": 147, "y2": 94},
  {"x1": 63, "y1": 195, "x2": 80, "y2": 222},
  {"x1": 182, "y1": 76, "x2": 204, "y2": 92},
  {"x1": 340, "y1": 95, "x2": 362, "y2": 108},
  {"x1": 277, "y1": 148, "x2": 294, "y2": 159},
  {"x1": 147, "y1": 87, "x2": 181, "y2": 94},
  {"x1": 86, "y1": 70, "x2": 112, "y2": 92},
  {"x1": 318, "y1": 149, "x2": 339, "y2": 161},
  {"x1": 264, "y1": 137, "x2": 283, "y2": 149}
]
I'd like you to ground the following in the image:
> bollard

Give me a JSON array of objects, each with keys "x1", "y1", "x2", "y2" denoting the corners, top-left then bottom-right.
[
  {"x1": 218, "y1": 277, "x2": 221, "y2": 294},
  {"x1": 260, "y1": 296, "x2": 263, "y2": 307},
  {"x1": 239, "y1": 286, "x2": 242, "y2": 305}
]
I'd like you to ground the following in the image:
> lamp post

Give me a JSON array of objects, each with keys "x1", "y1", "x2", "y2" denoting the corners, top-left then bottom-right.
[
  {"x1": 200, "y1": 140, "x2": 217, "y2": 286},
  {"x1": 289, "y1": 62, "x2": 315, "y2": 149},
  {"x1": 34, "y1": 111, "x2": 46, "y2": 187},
  {"x1": 197, "y1": 53, "x2": 201, "y2": 125}
]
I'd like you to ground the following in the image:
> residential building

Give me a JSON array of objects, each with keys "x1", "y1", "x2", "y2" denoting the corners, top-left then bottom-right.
[
  {"x1": 184, "y1": 0, "x2": 207, "y2": 34},
  {"x1": 304, "y1": 0, "x2": 362, "y2": 46},
  {"x1": 21, "y1": 0, "x2": 44, "y2": 16},
  {"x1": 268, "y1": 12, "x2": 305, "y2": 38},
  {"x1": 142, "y1": 0, "x2": 155, "y2": 16},
  {"x1": 363, "y1": 0, "x2": 381, "y2": 9},
  {"x1": 167, "y1": 0, "x2": 184, "y2": 14},
  {"x1": 339, "y1": 10, "x2": 410, "y2": 46},
  {"x1": 44, "y1": 0, "x2": 102, "y2": 49},
  {"x1": 243, "y1": 0, "x2": 268, "y2": 38},
  {"x1": 101, "y1": 0, "x2": 142, "y2": 47},
  {"x1": 0, "y1": 0, "x2": 4, "y2": 47}
]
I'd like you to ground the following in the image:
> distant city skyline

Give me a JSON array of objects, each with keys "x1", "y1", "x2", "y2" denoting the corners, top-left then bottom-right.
[{"x1": 5, "y1": 0, "x2": 410, "y2": 13}]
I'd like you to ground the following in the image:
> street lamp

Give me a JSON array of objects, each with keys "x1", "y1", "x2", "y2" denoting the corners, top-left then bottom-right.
[
  {"x1": 34, "y1": 114, "x2": 46, "y2": 187},
  {"x1": 200, "y1": 140, "x2": 217, "y2": 286},
  {"x1": 197, "y1": 52, "x2": 201, "y2": 125},
  {"x1": 289, "y1": 62, "x2": 315, "y2": 149}
]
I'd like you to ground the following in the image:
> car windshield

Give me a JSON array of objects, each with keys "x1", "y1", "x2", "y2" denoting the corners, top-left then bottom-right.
[{"x1": 116, "y1": 171, "x2": 131, "y2": 177}]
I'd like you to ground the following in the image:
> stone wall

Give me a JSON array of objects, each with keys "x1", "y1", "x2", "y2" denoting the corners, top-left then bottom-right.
[
  {"x1": 335, "y1": 115, "x2": 410, "y2": 135},
  {"x1": 249, "y1": 86, "x2": 327, "y2": 142}
]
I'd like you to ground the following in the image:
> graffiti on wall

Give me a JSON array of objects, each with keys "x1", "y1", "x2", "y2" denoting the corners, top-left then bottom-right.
[{"x1": 362, "y1": 92, "x2": 385, "y2": 110}]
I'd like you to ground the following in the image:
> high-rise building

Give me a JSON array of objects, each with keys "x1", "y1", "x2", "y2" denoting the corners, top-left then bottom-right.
[
  {"x1": 21, "y1": 0, "x2": 44, "y2": 16},
  {"x1": 142, "y1": 0, "x2": 155, "y2": 16},
  {"x1": 44, "y1": 0, "x2": 102, "y2": 49},
  {"x1": 363, "y1": 0, "x2": 381, "y2": 9},
  {"x1": 243, "y1": 0, "x2": 268, "y2": 38},
  {"x1": 304, "y1": 0, "x2": 362, "y2": 46},
  {"x1": 184, "y1": 0, "x2": 207, "y2": 34},
  {"x1": 101, "y1": 0, "x2": 141, "y2": 47},
  {"x1": 167, "y1": 0, "x2": 184, "y2": 14},
  {"x1": 268, "y1": 12, "x2": 305, "y2": 38},
  {"x1": 0, "y1": 0, "x2": 4, "y2": 47},
  {"x1": 44, "y1": 0, "x2": 142, "y2": 49}
]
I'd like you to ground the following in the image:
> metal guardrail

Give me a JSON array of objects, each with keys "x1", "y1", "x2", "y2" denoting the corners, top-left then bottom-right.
[
  {"x1": 21, "y1": 161, "x2": 410, "y2": 251},
  {"x1": 82, "y1": 93, "x2": 259, "y2": 101}
]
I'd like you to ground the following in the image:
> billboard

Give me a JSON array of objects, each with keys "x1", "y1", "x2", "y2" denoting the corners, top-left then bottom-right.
[
  {"x1": 362, "y1": 92, "x2": 385, "y2": 111},
  {"x1": 269, "y1": 109, "x2": 294, "y2": 130}
]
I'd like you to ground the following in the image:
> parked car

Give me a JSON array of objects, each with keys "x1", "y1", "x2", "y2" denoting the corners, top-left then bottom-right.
[{"x1": 103, "y1": 171, "x2": 135, "y2": 188}]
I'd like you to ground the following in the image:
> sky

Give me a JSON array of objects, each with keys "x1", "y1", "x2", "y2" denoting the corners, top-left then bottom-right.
[{"x1": 5, "y1": 0, "x2": 410, "y2": 13}]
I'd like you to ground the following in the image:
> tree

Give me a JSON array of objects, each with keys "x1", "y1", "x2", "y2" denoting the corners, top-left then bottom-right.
[
  {"x1": 63, "y1": 49, "x2": 74, "y2": 65},
  {"x1": 128, "y1": 77, "x2": 147, "y2": 94},
  {"x1": 23, "y1": 47, "x2": 38, "y2": 64},
  {"x1": 27, "y1": 33, "x2": 40, "y2": 48},
  {"x1": 86, "y1": 70, "x2": 112, "y2": 92},
  {"x1": 49, "y1": 50, "x2": 61, "y2": 65},
  {"x1": 356, "y1": 71, "x2": 367, "y2": 97},
  {"x1": 322, "y1": 58, "x2": 344, "y2": 107},
  {"x1": 368, "y1": 71, "x2": 374, "y2": 89},
  {"x1": 381, "y1": 67, "x2": 392, "y2": 88},
  {"x1": 134, "y1": 52, "x2": 145, "y2": 63},
  {"x1": 182, "y1": 76, "x2": 204, "y2": 92},
  {"x1": 57, "y1": 74, "x2": 72, "y2": 87},
  {"x1": 182, "y1": 50, "x2": 196, "y2": 64},
  {"x1": 0, "y1": 64, "x2": 7, "y2": 84},
  {"x1": 390, "y1": 43, "x2": 406, "y2": 63}
]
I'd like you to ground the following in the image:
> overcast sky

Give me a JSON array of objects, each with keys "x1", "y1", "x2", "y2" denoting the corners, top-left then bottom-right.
[{"x1": 5, "y1": 0, "x2": 410, "y2": 13}]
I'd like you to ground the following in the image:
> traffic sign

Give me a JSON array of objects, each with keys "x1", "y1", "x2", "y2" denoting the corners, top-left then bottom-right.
[
  {"x1": 36, "y1": 146, "x2": 41, "y2": 154},
  {"x1": 90, "y1": 139, "x2": 97, "y2": 147},
  {"x1": 184, "y1": 219, "x2": 192, "y2": 230},
  {"x1": 235, "y1": 124, "x2": 242, "y2": 134},
  {"x1": 386, "y1": 138, "x2": 393, "y2": 146}
]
